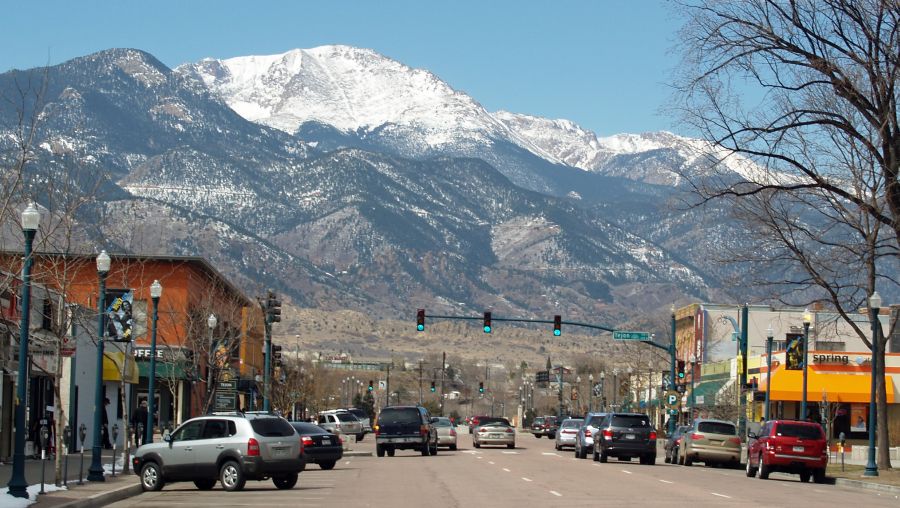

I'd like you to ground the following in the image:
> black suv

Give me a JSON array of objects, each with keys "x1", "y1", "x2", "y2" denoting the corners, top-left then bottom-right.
[
  {"x1": 374, "y1": 405, "x2": 438, "y2": 457},
  {"x1": 592, "y1": 413, "x2": 657, "y2": 465}
]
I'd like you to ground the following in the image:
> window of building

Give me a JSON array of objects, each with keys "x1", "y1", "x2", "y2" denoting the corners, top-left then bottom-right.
[{"x1": 815, "y1": 342, "x2": 845, "y2": 351}]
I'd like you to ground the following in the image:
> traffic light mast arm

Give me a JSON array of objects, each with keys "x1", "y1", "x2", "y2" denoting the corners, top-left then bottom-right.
[{"x1": 424, "y1": 314, "x2": 616, "y2": 332}]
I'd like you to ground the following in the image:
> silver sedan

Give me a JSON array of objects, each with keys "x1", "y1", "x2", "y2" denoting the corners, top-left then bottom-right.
[
  {"x1": 555, "y1": 418, "x2": 583, "y2": 450},
  {"x1": 473, "y1": 417, "x2": 515, "y2": 449},
  {"x1": 433, "y1": 417, "x2": 458, "y2": 450}
]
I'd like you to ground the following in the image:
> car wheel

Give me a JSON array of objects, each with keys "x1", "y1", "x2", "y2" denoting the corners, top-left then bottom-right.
[
  {"x1": 449, "y1": 444, "x2": 457, "y2": 451},
  {"x1": 534, "y1": 434, "x2": 541, "y2": 439},
  {"x1": 813, "y1": 468, "x2": 826, "y2": 484},
  {"x1": 474, "y1": 441, "x2": 481, "y2": 448},
  {"x1": 140, "y1": 462, "x2": 165, "y2": 492},
  {"x1": 421, "y1": 443, "x2": 430, "y2": 456},
  {"x1": 641, "y1": 454, "x2": 656, "y2": 465},
  {"x1": 219, "y1": 460, "x2": 246, "y2": 492},
  {"x1": 273, "y1": 473, "x2": 298, "y2": 490},
  {"x1": 664, "y1": 451, "x2": 671, "y2": 464},
  {"x1": 758, "y1": 455, "x2": 770, "y2": 480},
  {"x1": 684, "y1": 455, "x2": 693, "y2": 467},
  {"x1": 387, "y1": 448, "x2": 395, "y2": 457},
  {"x1": 745, "y1": 456, "x2": 758, "y2": 477},
  {"x1": 431, "y1": 441, "x2": 438, "y2": 455},
  {"x1": 677, "y1": 450, "x2": 685, "y2": 465},
  {"x1": 376, "y1": 444, "x2": 385, "y2": 457},
  {"x1": 319, "y1": 460, "x2": 336, "y2": 470},
  {"x1": 800, "y1": 470, "x2": 811, "y2": 483},
  {"x1": 507, "y1": 443, "x2": 515, "y2": 449},
  {"x1": 600, "y1": 450, "x2": 608, "y2": 463},
  {"x1": 356, "y1": 433, "x2": 365, "y2": 442},
  {"x1": 193, "y1": 479, "x2": 216, "y2": 491},
  {"x1": 555, "y1": 442, "x2": 561, "y2": 451}
]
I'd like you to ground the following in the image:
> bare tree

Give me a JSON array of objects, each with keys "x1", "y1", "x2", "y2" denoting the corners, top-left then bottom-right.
[{"x1": 673, "y1": 0, "x2": 899, "y2": 469}]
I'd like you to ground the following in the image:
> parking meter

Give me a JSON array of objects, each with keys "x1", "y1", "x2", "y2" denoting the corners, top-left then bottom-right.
[
  {"x1": 39, "y1": 424, "x2": 49, "y2": 493},
  {"x1": 63, "y1": 425, "x2": 72, "y2": 486},
  {"x1": 839, "y1": 431, "x2": 846, "y2": 471},
  {"x1": 63, "y1": 425, "x2": 71, "y2": 451},
  {"x1": 78, "y1": 423, "x2": 87, "y2": 485},
  {"x1": 111, "y1": 423, "x2": 119, "y2": 476}
]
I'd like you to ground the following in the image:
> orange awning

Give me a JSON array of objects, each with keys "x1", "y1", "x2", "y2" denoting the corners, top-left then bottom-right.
[{"x1": 760, "y1": 367, "x2": 894, "y2": 403}]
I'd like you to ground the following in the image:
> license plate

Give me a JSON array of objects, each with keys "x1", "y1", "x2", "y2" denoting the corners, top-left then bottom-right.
[
  {"x1": 793, "y1": 446, "x2": 804, "y2": 452},
  {"x1": 491, "y1": 434, "x2": 503, "y2": 439},
  {"x1": 625, "y1": 434, "x2": 635, "y2": 440},
  {"x1": 273, "y1": 447, "x2": 289, "y2": 458}
]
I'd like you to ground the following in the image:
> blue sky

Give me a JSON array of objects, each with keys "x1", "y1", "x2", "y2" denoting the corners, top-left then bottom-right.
[{"x1": 2, "y1": 1, "x2": 683, "y2": 136}]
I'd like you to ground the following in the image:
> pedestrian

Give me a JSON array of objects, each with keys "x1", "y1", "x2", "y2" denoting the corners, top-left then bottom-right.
[
  {"x1": 102, "y1": 397, "x2": 112, "y2": 449},
  {"x1": 132, "y1": 400, "x2": 149, "y2": 447}
]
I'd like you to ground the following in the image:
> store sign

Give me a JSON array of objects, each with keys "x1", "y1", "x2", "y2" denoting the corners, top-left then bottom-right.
[{"x1": 811, "y1": 354, "x2": 871, "y2": 365}]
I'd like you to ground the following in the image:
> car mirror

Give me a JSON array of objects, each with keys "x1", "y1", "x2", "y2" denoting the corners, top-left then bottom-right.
[
  {"x1": 430, "y1": 417, "x2": 439, "y2": 424},
  {"x1": 747, "y1": 432, "x2": 757, "y2": 439},
  {"x1": 163, "y1": 431, "x2": 172, "y2": 443}
]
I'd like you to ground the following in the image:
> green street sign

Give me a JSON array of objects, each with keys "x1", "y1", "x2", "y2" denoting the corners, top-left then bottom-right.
[
  {"x1": 612, "y1": 330, "x2": 651, "y2": 341},
  {"x1": 664, "y1": 390, "x2": 680, "y2": 409}
]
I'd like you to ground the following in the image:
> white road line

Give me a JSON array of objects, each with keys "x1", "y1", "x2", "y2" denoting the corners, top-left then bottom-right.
[
  {"x1": 502, "y1": 451, "x2": 519, "y2": 454},
  {"x1": 592, "y1": 463, "x2": 601, "y2": 467},
  {"x1": 621, "y1": 470, "x2": 633, "y2": 474},
  {"x1": 550, "y1": 491, "x2": 562, "y2": 497},
  {"x1": 503, "y1": 468, "x2": 511, "y2": 472},
  {"x1": 542, "y1": 452, "x2": 560, "y2": 456},
  {"x1": 711, "y1": 493, "x2": 732, "y2": 499},
  {"x1": 659, "y1": 479, "x2": 674, "y2": 484},
  {"x1": 477, "y1": 456, "x2": 483, "y2": 459},
  {"x1": 522, "y1": 477, "x2": 533, "y2": 482},
  {"x1": 489, "y1": 461, "x2": 495, "y2": 465},
  {"x1": 344, "y1": 461, "x2": 351, "y2": 464}
]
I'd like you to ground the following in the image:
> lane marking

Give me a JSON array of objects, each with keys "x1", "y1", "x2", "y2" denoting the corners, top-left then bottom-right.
[
  {"x1": 711, "y1": 493, "x2": 732, "y2": 499},
  {"x1": 489, "y1": 461, "x2": 495, "y2": 465},
  {"x1": 550, "y1": 491, "x2": 562, "y2": 497},
  {"x1": 522, "y1": 477, "x2": 533, "y2": 482},
  {"x1": 621, "y1": 470, "x2": 633, "y2": 474},
  {"x1": 477, "y1": 456, "x2": 483, "y2": 459},
  {"x1": 542, "y1": 452, "x2": 560, "y2": 456},
  {"x1": 344, "y1": 461, "x2": 350, "y2": 464},
  {"x1": 502, "y1": 451, "x2": 519, "y2": 454},
  {"x1": 503, "y1": 468, "x2": 511, "y2": 472},
  {"x1": 592, "y1": 463, "x2": 601, "y2": 467},
  {"x1": 659, "y1": 479, "x2": 674, "y2": 484}
]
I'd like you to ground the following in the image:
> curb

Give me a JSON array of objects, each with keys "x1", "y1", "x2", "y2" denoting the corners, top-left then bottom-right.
[
  {"x1": 56, "y1": 481, "x2": 143, "y2": 508},
  {"x1": 343, "y1": 451, "x2": 373, "y2": 457},
  {"x1": 833, "y1": 477, "x2": 900, "y2": 496}
]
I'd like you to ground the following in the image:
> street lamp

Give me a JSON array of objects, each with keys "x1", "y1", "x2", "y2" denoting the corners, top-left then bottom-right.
[
  {"x1": 588, "y1": 373, "x2": 594, "y2": 413},
  {"x1": 8, "y1": 203, "x2": 40, "y2": 498},
  {"x1": 865, "y1": 291, "x2": 881, "y2": 477},
  {"x1": 800, "y1": 308, "x2": 812, "y2": 420},
  {"x1": 207, "y1": 313, "x2": 217, "y2": 404},
  {"x1": 669, "y1": 303, "x2": 677, "y2": 436},
  {"x1": 88, "y1": 250, "x2": 111, "y2": 482},
  {"x1": 765, "y1": 324, "x2": 774, "y2": 421},
  {"x1": 612, "y1": 368, "x2": 619, "y2": 409},
  {"x1": 600, "y1": 372, "x2": 606, "y2": 411},
  {"x1": 146, "y1": 280, "x2": 162, "y2": 444}
]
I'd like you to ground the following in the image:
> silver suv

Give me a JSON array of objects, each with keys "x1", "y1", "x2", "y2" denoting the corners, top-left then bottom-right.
[
  {"x1": 132, "y1": 413, "x2": 303, "y2": 492},
  {"x1": 317, "y1": 410, "x2": 363, "y2": 441}
]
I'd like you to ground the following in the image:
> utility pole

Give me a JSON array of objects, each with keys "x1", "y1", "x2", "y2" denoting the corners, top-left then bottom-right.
[
  {"x1": 385, "y1": 363, "x2": 391, "y2": 408},
  {"x1": 440, "y1": 352, "x2": 446, "y2": 416},
  {"x1": 418, "y1": 360, "x2": 424, "y2": 405},
  {"x1": 557, "y1": 366, "x2": 564, "y2": 418}
]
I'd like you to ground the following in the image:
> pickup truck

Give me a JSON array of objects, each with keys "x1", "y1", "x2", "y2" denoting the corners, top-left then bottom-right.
[{"x1": 374, "y1": 406, "x2": 439, "y2": 457}]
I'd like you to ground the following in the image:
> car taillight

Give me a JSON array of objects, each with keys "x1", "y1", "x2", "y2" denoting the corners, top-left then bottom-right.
[
  {"x1": 247, "y1": 438, "x2": 260, "y2": 456},
  {"x1": 374, "y1": 424, "x2": 380, "y2": 436},
  {"x1": 691, "y1": 433, "x2": 704, "y2": 440},
  {"x1": 649, "y1": 431, "x2": 657, "y2": 440},
  {"x1": 602, "y1": 429, "x2": 613, "y2": 440},
  {"x1": 728, "y1": 437, "x2": 741, "y2": 446},
  {"x1": 301, "y1": 436, "x2": 314, "y2": 447},
  {"x1": 506, "y1": 428, "x2": 514, "y2": 434},
  {"x1": 450, "y1": 428, "x2": 457, "y2": 436},
  {"x1": 584, "y1": 429, "x2": 592, "y2": 438},
  {"x1": 676, "y1": 438, "x2": 682, "y2": 445},
  {"x1": 420, "y1": 425, "x2": 428, "y2": 436}
]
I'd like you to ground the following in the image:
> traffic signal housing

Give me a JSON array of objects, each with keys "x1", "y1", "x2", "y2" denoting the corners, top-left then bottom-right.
[
  {"x1": 266, "y1": 290, "x2": 282, "y2": 323},
  {"x1": 677, "y1": 360, "x2": 686, "y2": 379},
  {"x1": 430, "y1": 381, "x2": 436, "y2": 393},
  {"x1": 272, "y1": 345, "x2": 283, "y2": 368},
  {"x1": 478, "y1": 382, "x2": 484, "y2": 393},
  {"x1": 553, "y1": 315, "x2": 561, "y2": 336},
  {"x1": 416, "y1": 309, "x2": 425, "y2": 331},
  {"x1": 483, "y1": 311, "x2": 492, "y2": 333},
  {"x1": 368, "y1": 380, "x2": 374, "y2": 392}
]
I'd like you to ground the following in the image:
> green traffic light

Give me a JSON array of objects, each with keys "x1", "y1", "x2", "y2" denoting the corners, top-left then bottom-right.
[
  {"x1": 678, "y1": 372, "x2": 685, "y2": 379},
  {"x1": 553, "y1": 329, "x2": 561, "y2": 336},
  {"x1": 483, "y1": 325, "x2": 491, "y2": 333},
  {"x1": 417, "y1": 324, "x2": 424, "y2": 331}
]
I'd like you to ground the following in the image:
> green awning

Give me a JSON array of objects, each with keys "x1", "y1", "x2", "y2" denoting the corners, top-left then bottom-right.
[
  {"x1": 137, "y1": 361, "x2": 188, "y2": 379},
  {"x1": 688, "y1": 379, "x2": 729, "y2": 406}
]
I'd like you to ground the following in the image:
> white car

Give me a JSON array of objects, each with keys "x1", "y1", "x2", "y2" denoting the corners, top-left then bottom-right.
[{"x1": 317, "y1": 410, "x2": 363, "y2": 440}]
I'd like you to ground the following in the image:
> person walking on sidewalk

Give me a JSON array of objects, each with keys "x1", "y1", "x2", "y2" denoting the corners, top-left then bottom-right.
[{"x1": 132, "y1": 400, "x2": 149, "y2": 447}]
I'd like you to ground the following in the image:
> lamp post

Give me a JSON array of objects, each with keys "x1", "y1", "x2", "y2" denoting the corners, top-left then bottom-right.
[
  {"x1": 600, "y1": 372, "x2": 606, "y2": 411},
  {"x1": 669, "y1": 303, "x2": 677, "y2": 436},
  {"x1": 612, "y1": 368, "x2": 619, "y2": 409},
  {"x1": 145, "y1": 280, "x2": 162, "y2": 444},
  {"x1": 588, "y1": 373, "x2": 594, "y2": 413},
  {"x1": 865, "y1": 291, "x2": 881, "y2": 477},
  {"x1": 765, "y1": 325, "x2": 774, "y2": 421},
  {"x1": 800, "y1": 308, "x2": 812, "y2": 420},
  {"x1": 87, "y1": 250, "x2": 111, "y2": 482},
  {"x1": 7, "y1": 204, "x2": 40, "y2": 498},
  {"x1": 207, "y1": 313, "x2": 217, "y2": 406}
]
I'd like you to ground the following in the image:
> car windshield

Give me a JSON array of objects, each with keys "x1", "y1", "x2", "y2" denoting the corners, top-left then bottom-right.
[
  {"x1": 291, "y1": 422, "x2": 326, "y2": 434},
  {"x1": 479, "y1": 418, "x2": 511, "y2": 426},
  {"x1": 588, "y1": 416, "x2": 605, "y2": 427},
  {"x1": 610, "y1": 415, "x2": 650, "y2": 428},
  {"x1": 348, "y1": 409, "x2": 367, "y2": 419},
  {"x1": 673, "y1": 426, "x2": 690, "y2": 437},
  {"x1": 561, "y1": 419, "x2": 583, "y2": 428},
  {"x1": 249, "y1": 417, "x2": 296, "y2": 437},
  {"x1": 697, "y1": 422, "x2": 736, "y2": 435},
  {"x1": 434, "y1": 419, "x2": 453, "y2": 427},
  {"x1": 533, "y1": 418, "x2": 544, "y2": 425},
  {"x1": 776, "y1": 424, "x2": 823, "y2": 439},
  {"x1": 378, "y1": 408, "x2": 420, "y2": 425},
  {"x1": 337, "y1": 413, "x2": 358, "y2": 423}
]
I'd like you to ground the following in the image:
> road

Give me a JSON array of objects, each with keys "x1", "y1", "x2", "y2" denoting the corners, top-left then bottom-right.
[{"x1": 109, "y1": 429, "x2": 899, "y2": 507}]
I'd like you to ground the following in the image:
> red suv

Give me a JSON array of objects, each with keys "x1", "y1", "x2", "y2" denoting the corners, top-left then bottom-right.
[{"x1": 746, "y1": 420, "x2": 827, "y2": 483}]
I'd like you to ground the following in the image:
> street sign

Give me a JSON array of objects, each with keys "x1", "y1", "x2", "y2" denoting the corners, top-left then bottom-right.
[
  {"x1": 536, "y1": 370, "x2": 550, "y2": 383},
  {"x1": 612, "y1": 330, "x2": 651, "y2": 341},
  {"x1": 217, "y1": 380, "x2": 236, "y2": 392},
  {"x1": 214, "y1": 392, "x2": 237, "y2": 411},
  {"x1": 664, "y1": 390, "x2": 680, "y2": 409},
  {"x1": 379, "y1": 380, "x2": 387, "y2": 389}
]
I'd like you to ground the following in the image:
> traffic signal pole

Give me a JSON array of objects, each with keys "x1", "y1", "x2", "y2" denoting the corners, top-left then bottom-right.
[{"x1": 263, "y1": 319, "x2": 272, "y2": 412}]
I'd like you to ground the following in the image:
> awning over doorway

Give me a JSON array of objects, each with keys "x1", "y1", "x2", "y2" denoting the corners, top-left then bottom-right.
[
  {"x1": 137, "y1": 361, "x2": 188, "y2": 379},
  {"x1": 687, "y1": 378, "x2": 728, "y2": 406},
  {"x1": 760, "y1": 366, "x2": 895, "y2": 403},
  {"x1": 102, "y1": 352, "x2": 139, "y2": 383}
]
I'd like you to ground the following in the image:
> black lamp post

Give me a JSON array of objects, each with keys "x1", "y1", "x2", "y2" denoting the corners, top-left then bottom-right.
[
  {"x1": 864, "y1": 291, "x2": 881, "y2": 477},
  {"x1": 146, "y1": 280, "x2": 162, "y2": 444},
  {"x1": 88, "y1": 250, "x2": 111, "y2": 482},
  {"x1": 764, "y1": 325, "x2": 774, "y2": 421},
  {"x1": 7, "y1": 203, "x2": 40, "y2": 498},
  {"x1": 800, "y1": 308, "x2": 812, "y2": 420},
  {"x1": 206, "y1": 313, "x2": 217, "y2": 405}
]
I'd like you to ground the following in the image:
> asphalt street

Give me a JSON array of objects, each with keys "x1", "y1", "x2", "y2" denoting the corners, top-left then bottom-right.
[{"x1": 107, "y1": 429, "x2": 900, "y2": 507}]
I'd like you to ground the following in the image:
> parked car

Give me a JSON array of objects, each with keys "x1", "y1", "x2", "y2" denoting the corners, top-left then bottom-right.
[
  {"x1": 530, "y1": 416, "x2": 546, "y2": 437},
  {"x1": 664, "y1": 425, "x2": 691, "y2": 464},
  {"x1": 469, "y1": 415, "x2": 490, "y2": 434},
  {"x1": 746, "y1": 420, "x2": 828, "y2": 483},
  {"x1": 574, "y1": 412, "x2": 607, "y2": 459},
  {"x1": 132, "y1": 413, "x2": 303, "y2": 492},
  {"x1": 532, "y1": 415, "x2": 558, "y2": 438},
  {"x1": 345, "y1": 407, "x2": 372, "y2": 439},
  {"x1": 374, "y1": 405, "x2": 439, "y2": 457},
  {"x1": 472, "y1": 417, "x2": 515, "y2": 449},
  {"x1": 680, "y1": 419, "x2": 742, "y2": 468},
  {"x1": 555, "y1": 418, "x2": 583, "y2": 450},
  {"x1": 317, "y1": 410, "x2": 363, "y2": 441},
  {"x1": 433, "y1": 417, "x2": 458, "y2": 450},
  {"x1": 592, "y1": 413, "x2": 657, "y2": 465},
  {"x1": 289, "y1": 421, "x2": 343, "y2": 470}
]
